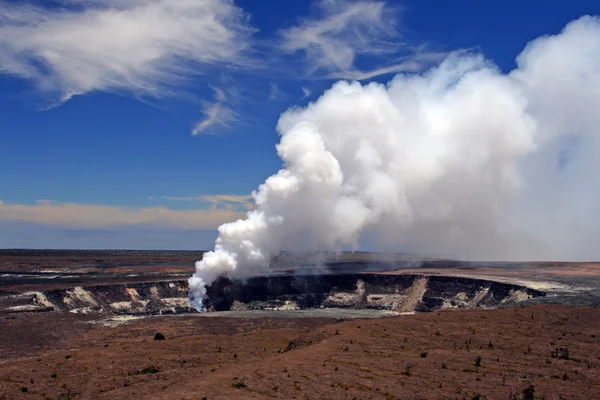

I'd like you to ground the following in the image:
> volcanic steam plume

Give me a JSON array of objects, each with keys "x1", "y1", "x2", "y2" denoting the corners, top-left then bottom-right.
[{"x1": 189, "y1": 16, "x2": 600, "y2": 308}]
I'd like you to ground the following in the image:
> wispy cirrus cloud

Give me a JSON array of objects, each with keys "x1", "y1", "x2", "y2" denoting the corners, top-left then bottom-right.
[
  {"x1": 192, "y1": 74, "x2": 249, "y2": 135},
  {"x1": 268, "y1": 82, "x2": 284, "y2": 101},
  {"x1": 0, "y1": 0, "x2": 447, "y2": 136},
  {"x1": 0, "y1": 0, "x2": 254, "y2": 105},
  {"x1": 279, "y1": 0, "x2": 443, "y2": 80},
  {"x1": 301, "y1": 86, "x2": 311, "y2": 99},
  {"x1": 0, "y1": 199, "x2": 246, "y2": 230},
  {"x1": 192, "y1": 101, "x2": 237, "y2": 135},
  {"x1": 280, "y1": 0, "x2": 397, "y2": 73},
  {"x1": 326, "y1": 51, "x2": 448, "y2": 80}
]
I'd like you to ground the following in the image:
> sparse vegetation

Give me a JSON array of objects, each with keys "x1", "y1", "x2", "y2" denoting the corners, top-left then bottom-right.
[
  {"x1": 551, "y1": 348, "x2": 569, "y2": 360},
  {"x1": 135, "y1": 366, "x2": 160, "y2": 375},
  {"x1": 232, "y1": 380, "x2": 246, "y2": 389},
  {"x1": 521, "y1": 384, "x2": 538, "y2": 400},
  {"x1": 474, "y1": 356, "x2": 482, "y2": 367},
  {"x1": 19, "y1": 386, "x2": 28, "y2": 392},
  {"x1": 420, "y1": 352, "x2": 428, "y2": 358},
  {"x1": 401, "y1": 364, "x2": 413, "y2": 376}
]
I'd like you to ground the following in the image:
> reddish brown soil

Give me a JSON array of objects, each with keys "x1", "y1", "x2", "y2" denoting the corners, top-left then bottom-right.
[{"x1": 1, "y1": 305, "x2": 599, "y2": 399}]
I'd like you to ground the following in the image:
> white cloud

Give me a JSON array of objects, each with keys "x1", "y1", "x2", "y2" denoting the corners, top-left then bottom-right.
[
  {"x1": 279, "y1": 0, "x2": 444, "y2": 80},
  {"x1": 201, "y1": 194, "x2": 255, "y2": 210},
  {"x1": 268, "y1": 82, "x2": 284, "y2": 100},
  {"x1": 301, "y1": 86, "x2": 311, "y2": 98},
  {"x1": 0, "y1": 200, "x2": 246, "y2": 230},
  {"x1": 199, "y1": 194, "x2": 253, "y2": 203},
  {"x1": 161, "y1": 196, "x2": 197, "y2": 201},
  {"x1": 327, "y1": 52, "x2": 448, "y2": 80},
  {"x1": 0, "y1": 0, "x2": 253, "y2": 104},
  {"x1": 0, "y1": 0, "x2": 442, "y2": 135},
  {"x1": 192, "y1": 101, "x2": 236, "y2": 135},
  {"x1": 160, "y1": 194, "x2": 255, "y2": 210},
  {"x1": 192, "y1": 74, "x2": 250, "y2": 135},
  {"x1": 280, "y1": 1, "x2": 396, "y2": 72}
]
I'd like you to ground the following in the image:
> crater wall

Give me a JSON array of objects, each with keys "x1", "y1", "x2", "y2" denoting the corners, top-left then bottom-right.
[{"x1": 26, "y1": 274, "x2": 544, "y2": 315}]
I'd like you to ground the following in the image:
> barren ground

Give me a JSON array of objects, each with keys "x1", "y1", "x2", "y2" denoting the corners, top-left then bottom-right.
[{"x1": 1, "y1": 305, "x2": 599, "y2": 399}]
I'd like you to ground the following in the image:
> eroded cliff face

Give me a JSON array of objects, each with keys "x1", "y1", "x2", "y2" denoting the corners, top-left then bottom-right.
[
  {"x1": 32, "y1": 281, "x2": 192, "y2": 315},
  {"x1": 25, "y1": 274, "x2": 544, "y2": 315},
  {"x1": 204, "y1": 274, "x2": 544, "y2": 312}
]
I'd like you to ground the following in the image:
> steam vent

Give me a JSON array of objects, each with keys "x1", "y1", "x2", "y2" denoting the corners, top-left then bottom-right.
[{"x1": 29, "y1": 274, "x2": 544, "y2": 315}]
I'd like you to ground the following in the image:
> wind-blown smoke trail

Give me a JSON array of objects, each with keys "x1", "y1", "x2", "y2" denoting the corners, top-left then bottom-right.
[{"x1": 189, "y1": 16, "x2": 600, "y2": 308}]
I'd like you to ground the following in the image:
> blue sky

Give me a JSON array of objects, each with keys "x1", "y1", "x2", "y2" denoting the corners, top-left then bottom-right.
[{"x1": 1, "y1": 0, "x2": 599, "y2": 250}]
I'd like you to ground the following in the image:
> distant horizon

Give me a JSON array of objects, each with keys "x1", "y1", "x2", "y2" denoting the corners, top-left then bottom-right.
[
  {"x1": 2, "y1": 248, "x2": 596, "y2": 264},
  {"x1": 0, "y1": 248, "x2": 411, "y2": 255}
]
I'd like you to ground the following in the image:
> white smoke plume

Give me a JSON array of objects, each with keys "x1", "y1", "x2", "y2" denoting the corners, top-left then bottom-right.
[{"x1": 189, "y1": 16, "x2": 600, "y2": 307}]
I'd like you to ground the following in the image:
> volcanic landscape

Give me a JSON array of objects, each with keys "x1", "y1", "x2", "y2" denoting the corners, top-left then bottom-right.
[{"x1": 1, "y1": 249, "x2": 599, "y2": 399}]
